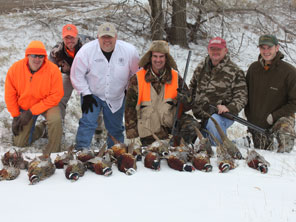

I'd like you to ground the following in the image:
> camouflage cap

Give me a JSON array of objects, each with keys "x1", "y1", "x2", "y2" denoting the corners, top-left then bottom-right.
[
  {"x1": 138, "y1": 40, "x2": 178, "y2": 70},
  {"x1": 258, "y1": 34, "x2": 278, "y2": 46}
]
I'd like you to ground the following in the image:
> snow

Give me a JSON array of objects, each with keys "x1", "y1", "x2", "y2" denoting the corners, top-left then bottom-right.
[{"x1": 0, "y1": 2, "x2": 296, "y2": 222}]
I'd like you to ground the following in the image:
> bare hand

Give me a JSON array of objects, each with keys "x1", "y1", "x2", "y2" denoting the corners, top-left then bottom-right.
[{"x1": 217, "y1": 105, "x2": 229, "y2": 114}]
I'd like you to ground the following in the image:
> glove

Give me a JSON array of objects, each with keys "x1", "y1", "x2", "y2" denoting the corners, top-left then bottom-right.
[
  {"x1": 82, "y1": 94, "x2": 98, "y2": 114},
  {"x1": 267, "y1": 114, "x2": 273, "y2": 125},
  {"x1": 18, "y1": 110, "x2": 33, "y2": 132},
  {"x1": 176, "y1": 88, "x2": 191, "y2": 104},
  {"x1": 12, "y1": 116, "x2": 20, "y2": 136}
]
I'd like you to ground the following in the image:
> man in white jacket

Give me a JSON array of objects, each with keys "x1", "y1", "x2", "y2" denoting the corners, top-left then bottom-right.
[{"x1": 71, "y1": 22, "x2": 139, "y2": 149}]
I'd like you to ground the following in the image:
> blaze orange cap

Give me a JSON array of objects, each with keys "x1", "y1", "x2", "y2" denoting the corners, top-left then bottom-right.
[
  {"x1": 62, "y1": 24, "x2": 78, "y2": 38},
  {"x1": 25, "y1": 40, "x2": 47, "y2": 57}
]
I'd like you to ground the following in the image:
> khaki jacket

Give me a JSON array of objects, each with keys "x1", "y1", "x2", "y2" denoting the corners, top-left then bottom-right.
[{"x1": 136, "y1": 69, "x2": 178, "y2": 138}]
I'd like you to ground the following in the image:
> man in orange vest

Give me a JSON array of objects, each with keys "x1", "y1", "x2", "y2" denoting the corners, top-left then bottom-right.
[
  {"x1": 5, "y1": 40, "x2": 64, "y2": 155},
  {"x1": 125, "y1": 40, "x2": 199, "y2": 146}
]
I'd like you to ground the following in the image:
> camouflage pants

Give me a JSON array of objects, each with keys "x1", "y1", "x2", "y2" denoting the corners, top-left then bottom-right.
[{"x1": 249, "y1": 116, "x2": 295, "y2": 153}]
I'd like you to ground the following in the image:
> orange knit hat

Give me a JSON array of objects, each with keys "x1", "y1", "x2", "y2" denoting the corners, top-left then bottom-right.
[{"x1": 25, "y1": 40, "x2": 47, "y2": 57}]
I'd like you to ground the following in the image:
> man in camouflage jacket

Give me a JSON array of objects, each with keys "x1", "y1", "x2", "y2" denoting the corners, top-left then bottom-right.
[
  {"x1": 189, "y1": 37, "x2": 247, "y2": 145},
  {"x1": 49, "y1": 24, "x2": 104, "y2": 137},
  {"x1": 245, "y1": 34, "x2": 296, "y2": 153},
  {"x1": 125, "y1": 40, "x2": 199, "y2": 146}
]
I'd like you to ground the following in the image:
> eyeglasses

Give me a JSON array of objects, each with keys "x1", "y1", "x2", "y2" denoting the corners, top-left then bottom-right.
[{"x1": 30, "y1": 54, "x2": 45, "y2": 58}]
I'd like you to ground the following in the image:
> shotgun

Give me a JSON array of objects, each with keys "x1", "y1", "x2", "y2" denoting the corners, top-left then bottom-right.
[
  {"x1": 209, "y1": 104, "x2": 269, "y2": 134},
  {"x1": 171, "y1": 50, "x2": 192, "y2": 144}
]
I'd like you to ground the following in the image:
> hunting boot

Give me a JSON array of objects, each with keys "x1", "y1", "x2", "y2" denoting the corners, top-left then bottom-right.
[
  {"x1": 1, "y1": 148, "x2": 28, "y2": 169},
  {"x1": 0, "y1": 166, "x2": 20, "y2": 181},
  {"x1": 272, "y1": 116, "x2": 295, "y2": 153},
  {"x1": 246, "y1": 149, "x2": 270, "y2": 173},
  {"x1": 192, "y1": 151, "x2": 212, "y2": 172},
  {"x1": 144, "y1": 151, "x2": 161, "y2": 170},
  {"x1": 65, "y1": 159, "x2": 86, "y2": 181},
  {"x1": 28, "y1": 155, "x2": 56, "y2": 185}
]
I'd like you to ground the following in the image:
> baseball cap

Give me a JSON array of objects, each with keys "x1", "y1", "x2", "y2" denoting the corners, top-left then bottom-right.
[
  {"x1": 258, "y1": 34, "x2": 278, "y2": 46},
  {"x1": 97, "y1": 22, "x2": 117, "y2": 38},
  {"x1": 208, "y1": 37, "x2": 227, "y2": 49},
  {"x1": 62, "y1": 24, "x2": 78, "y2": 38}
]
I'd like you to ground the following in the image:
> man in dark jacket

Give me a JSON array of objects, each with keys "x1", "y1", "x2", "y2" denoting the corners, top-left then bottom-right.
[
  {"x1": 245, "y1": 34, "x2": 296, "y2": 153},
  {"x1": 49, "y1": 24, "x2": 104, "y2": 140}
]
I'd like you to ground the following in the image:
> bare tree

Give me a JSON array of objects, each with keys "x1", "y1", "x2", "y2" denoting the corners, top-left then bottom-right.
[
  {"x1": 170, "y1": 0, "x2": 188, "y2": 48},
  {"x1": 148, "y1": 0, "x2": 165, "y2": 40}
]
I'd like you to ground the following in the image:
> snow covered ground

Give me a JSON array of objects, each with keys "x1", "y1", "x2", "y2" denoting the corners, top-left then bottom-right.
[{"x1": 0, "y1": 2, "x2": 296, "y2": 222}]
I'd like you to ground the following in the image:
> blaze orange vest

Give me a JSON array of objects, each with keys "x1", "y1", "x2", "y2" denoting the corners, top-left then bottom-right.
[{"x1": 136, "y1": 69, "x2": 178, "y2": 105}]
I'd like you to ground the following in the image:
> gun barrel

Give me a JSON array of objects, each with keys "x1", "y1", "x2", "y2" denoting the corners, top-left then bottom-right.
[{"x1": 209, "y1": 105, "x2": 268, "y2": 134}]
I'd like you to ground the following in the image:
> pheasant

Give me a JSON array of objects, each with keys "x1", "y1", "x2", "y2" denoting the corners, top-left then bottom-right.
[
  {"x1": 108, "y1": 134, "x2": 137, "y2": 175},
  {"x1": 144, "y1": 151, "x2": 161, "y2": 170},
  {"x1": 27, "y1": 155, "x2": 56, "y2": 185},
  {"x1": 193, "y1": 127, "x2": 214, "y2": 157},
  {"x1": 109, "y1": 134, "x2": 128, "y2": 159},
  {"x1": 167, "y1": 143, "x2": 194, "y2": 172},
  {"x1": 76, "y1": 148, "x2": 95, "y2": 163},
  {"x1": 54, "y1": 146, "x2": 75, "y2": 169},
  {"x1": 1, "y1": 148, "x2": 28, "y2": 169},
  {"x1": 0, "y1": 166, "x2": 20, "y2": 181},
  {"x1": 191, "y1": 151, "x2": 212, "y2": 172},
  {"x1": 87, "y1": 144, "x2": 113, "y2": 176},
  {"x1": 65, "y1": 159, "x2": 86, "y2": 181},
  {"x1": 246, "y1": 149, "x2": 270, "y2": 173},
  {"x1": 208, "y1": 130, "x2": 236, "y2": 173}
]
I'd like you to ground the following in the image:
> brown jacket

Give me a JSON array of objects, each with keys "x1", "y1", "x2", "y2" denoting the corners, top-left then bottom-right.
[{"x1": 245, "y1": 51, "x2": 296, "y2": 129}]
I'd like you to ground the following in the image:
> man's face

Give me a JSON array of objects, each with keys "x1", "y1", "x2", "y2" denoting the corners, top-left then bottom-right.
[
  {"x1": 98, "y1": 35, "x2": 117, "y2": 52},
  {"x1": 28, "y1": 54, "x2": 45, "y2": 71},
  {"x1": 151, "y1": 52, "x2": 166, "y2": 73},
  {"x1": 63, "y1": 35, "x2": 79, "y2": 51},
  {"x1": 259, "y1": 44, "x2": 279, "y2": 64},
  {"x1": 208, "y1": 47, "x2": 228, "y2": 66}
]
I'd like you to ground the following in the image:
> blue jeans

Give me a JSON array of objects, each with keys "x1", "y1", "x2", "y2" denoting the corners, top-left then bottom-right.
[
  {"x1": 202, "y1": 114, "x2": 234, "y2": 146},
  {"x1": 75, "y1": 95, "x2": 125, "y2": 149}
]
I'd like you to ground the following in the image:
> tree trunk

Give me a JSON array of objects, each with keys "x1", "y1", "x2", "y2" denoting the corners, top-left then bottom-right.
[
  {"x1": 148, "y1": 0, "x2": 165, "y2": 40},
  {"x1": 171, "y1": 0, "x2": 188, "y2": 48}
]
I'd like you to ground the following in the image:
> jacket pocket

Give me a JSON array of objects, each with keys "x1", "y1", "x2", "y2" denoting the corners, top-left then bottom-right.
[
  {"x1": 137, "y1": 106, "x2": 161, "y2": 138},
  {"x1": 161, "y1": 102, "x2": 176, "y2": 128}
]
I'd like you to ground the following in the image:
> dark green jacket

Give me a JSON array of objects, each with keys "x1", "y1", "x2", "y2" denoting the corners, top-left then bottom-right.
[{"x1": 245, "y1": 51, "x2": 296, "y2": 129}]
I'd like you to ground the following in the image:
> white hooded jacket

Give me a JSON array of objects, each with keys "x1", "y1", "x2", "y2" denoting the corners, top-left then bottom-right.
[{"x1": 70, "y1": 39, "x2": 139, "y2": 113}]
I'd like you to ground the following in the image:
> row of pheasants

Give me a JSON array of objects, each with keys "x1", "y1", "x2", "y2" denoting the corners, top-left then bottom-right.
[{"x1": 0, "y1": 115, "x2": 270, "y2": 184}]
